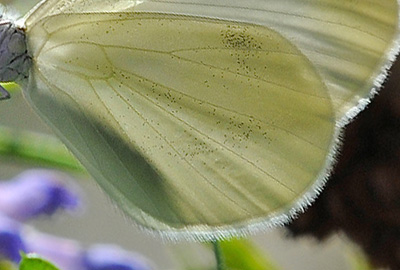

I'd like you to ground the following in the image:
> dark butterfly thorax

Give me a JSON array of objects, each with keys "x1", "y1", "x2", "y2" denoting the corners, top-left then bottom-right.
[{"x1": 0, "y1": 21, "x2": 31, "y2": 99}]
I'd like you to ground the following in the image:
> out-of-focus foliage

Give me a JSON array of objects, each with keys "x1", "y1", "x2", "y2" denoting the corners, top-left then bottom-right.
[
  {"x1": 219, "y1": 239, "x2": 279, "y2": 270},
  {"x1": 0, "y1": 260, "x2": 16, "y2": 270},
  {"x1": 346, "y1": 248, "x2": 374, "y2": 270},
  {"x1": 0, "y1": 126, "x2": 83, "y2": 172},
  {"x1": 19, "y1": 253, "x2": 60, "y2": 270}
]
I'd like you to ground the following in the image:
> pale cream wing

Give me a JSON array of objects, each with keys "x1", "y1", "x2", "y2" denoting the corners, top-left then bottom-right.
[
  {"x1": 24, "y1": 0, "x2": 142, "y2": 26},
  {"x1": 24, "y1": 12, "x2": 335, "y2": 240},
  {"x1": 134, "y1": 0, "x2": 400, "y2": 122},
  {"x1": 25, "y1": 0, "x2": 400, "y2": 121}
]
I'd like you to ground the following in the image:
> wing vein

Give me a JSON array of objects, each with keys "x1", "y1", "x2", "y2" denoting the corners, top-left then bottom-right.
[
  {"x1": 104, "y1": 80, "x2": 256, "y2": 216},
  {"x1": 111, "y1": 67, "x2": 298, "y2": 195},
  {"x1": 35, "y1": 66, "x2": 185, "y2": 225}
]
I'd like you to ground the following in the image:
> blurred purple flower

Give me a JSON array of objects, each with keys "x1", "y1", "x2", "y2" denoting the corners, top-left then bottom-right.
[
  {"x1": 25, "y1": 229, "x2": 84, "y2": 270},
  {"x1": 0, "y1": 214, "x2": 154, "y2": 270},
  {"x1": 82, "y1": 245, "x2": 154, "y2": 270},
  {"x1": 0, "y1": 214, "x2": 26, "y2": 262},
  {"x1": 0, "y1": 170, "x2": 155, "y2": 270},
  {"x1": 0, "y1": 170, "x2": 81, "y2": 221}
]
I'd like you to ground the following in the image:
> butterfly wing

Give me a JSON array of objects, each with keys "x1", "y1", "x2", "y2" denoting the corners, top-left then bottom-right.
[
  {"x1": 26, "y1": 0, "x2": 400, "y2": 123},
  {"x1": 129, "y1": 0, "x2": 400, "y2": 122},
  {"x1": 24, "y1": 12, "x2": 336, "y2": 240},
  {"x1": 24, "y1": 0, "x2": 142, "y2": 25}
]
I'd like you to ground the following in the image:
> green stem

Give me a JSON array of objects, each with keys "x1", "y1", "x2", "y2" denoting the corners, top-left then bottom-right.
[
  {"x1": 212, "y1": 241, "x2": 226, "y2": 270},
  {"x1": 0, "y1": 126, "x2": 85, "y2": 173}
]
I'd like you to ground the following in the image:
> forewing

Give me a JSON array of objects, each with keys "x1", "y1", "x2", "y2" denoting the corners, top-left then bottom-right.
[
  {"x1": 25, "y1": 0, "x2": 400, "y2": 122},
  {"x1": 25, "y1": 12, "x2": 335, "y2": 239},
  {"x1": 134, "y1": 0, "x2": 400, "y2": 122},
  {"x1": 24, "y1": 0, "x2": 142, "y2": 26}
]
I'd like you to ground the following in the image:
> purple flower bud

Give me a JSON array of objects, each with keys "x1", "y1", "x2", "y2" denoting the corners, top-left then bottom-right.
[
  {"x1": 0, "y1": 170, "x2": 81, "y2": 221},
  {"x1": 82, "y1": 245, "x2": 154, "y2": 270},
  {"x1": 0, "y1": 214, "x2": 26, "y2": 263}
]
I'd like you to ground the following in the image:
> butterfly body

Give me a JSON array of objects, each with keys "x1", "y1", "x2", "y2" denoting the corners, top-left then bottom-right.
[{"x1": 0, "y1": 21, "x2": 30, "y2": 82}]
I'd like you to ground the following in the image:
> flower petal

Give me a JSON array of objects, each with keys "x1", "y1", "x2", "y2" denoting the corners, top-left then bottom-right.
[
  {"x1": 0, "y1": 214, "x2": 26, "y2": 263},
  {"x1": 82, "y1": 244, "x2": 154, "y2": 270},
  {"x1": 0, "y1": 170, "x2": 81, "y2": 221}
]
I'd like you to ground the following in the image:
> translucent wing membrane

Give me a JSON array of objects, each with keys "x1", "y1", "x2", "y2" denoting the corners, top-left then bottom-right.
[
  {"x1": 25, "y1": 0, "x2": 400, "y2": 122},
  {"x1": 24, "y1": 0, "x2": 143, "y2": 24},
  {"x1": 25, "y1": 13, "x2": 335, "y2": 239},
  {"x1": 21, "y1": 0, "x2": 400, "y2": 240},
  {"x1": 130, "y1": 0, "x2": 400, "y2": 122}
]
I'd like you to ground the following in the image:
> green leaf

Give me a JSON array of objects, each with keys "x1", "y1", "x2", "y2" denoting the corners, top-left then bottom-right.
[
  {"x1": 19, "y1": 253, "x2": 60, "y2": 270},
  {"x1": 218, "y1": 239, "x2": 280, "y2": 270}
]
